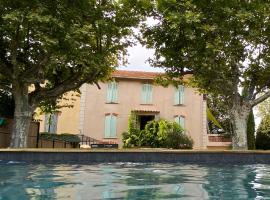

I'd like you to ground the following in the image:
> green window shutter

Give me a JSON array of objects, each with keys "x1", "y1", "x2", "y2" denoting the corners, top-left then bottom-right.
[
  {"x1": 142, "y1": 84, "x2": 152, "y2": 104},
  {"x1": 45, "y1": 114, "x2": 58, "y2": 133},
  {"x1": 112, "y1": 82, "x2": 118, "y2": 103},
  {"x1": 179, "y1": 85, "x2": 184, "y2": 104},
  {"x1": 174, "y1": 87, "x2": 180, "y2": 105},
  {"x1": 110, "y1": 115, "x2": 117, "y2": 137},
  {"x1": 175, "y1": 85, "x2": 184, "y2": 105},
  {"x1": 147, "y1": 84, "x2": 152, "y2": 103},
  {"x1": 179, "y1": 116, "x2": 185, "y2": 129},
  {"x1": 142, "y1": 84, "x2": 147, "y2": 103},
  {"x1": 107, "y1": 83, "x2": 112, "y2": 102},
  {"x1": 104, "y1": 115, "x2": 111, "y2": 138}
]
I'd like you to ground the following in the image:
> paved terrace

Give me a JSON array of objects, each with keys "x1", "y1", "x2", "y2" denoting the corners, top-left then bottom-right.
[{"x1": 0, "y1": 149, "x2": 270, "y2": 164}]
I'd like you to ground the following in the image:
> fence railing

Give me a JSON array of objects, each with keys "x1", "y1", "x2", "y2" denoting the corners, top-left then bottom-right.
[
  {"x1": 0, "y1": 119, "x2": 78, "y2": 148},
  {"x1": 0, "y1": 118, "x2": 118, "y2": 149},
  {"x1": 79, "y1": 134, "x2": 118, "y2": 148}
]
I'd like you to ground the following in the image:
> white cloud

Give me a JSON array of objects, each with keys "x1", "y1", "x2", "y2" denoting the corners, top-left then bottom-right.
[{"x1": 118, "y1": 43, "x2": 164, "y2": 72}]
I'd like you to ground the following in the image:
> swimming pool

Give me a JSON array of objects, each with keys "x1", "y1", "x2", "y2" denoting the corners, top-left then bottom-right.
[{"x1": 0, "y1": 161, "x2": 269, "y2": 199}]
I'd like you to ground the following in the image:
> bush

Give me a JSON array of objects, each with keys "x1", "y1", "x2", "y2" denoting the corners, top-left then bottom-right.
[
  {"x1": 122, "y1": 117, "x2": 193, "y2": 149},
  {"x1": 255, "y1": 118, "x2": 270, "y2": 150},
  {"x1": 40, "y1": 132, "x2": 81, "y2": 146},
  {"x1": 164, "y1": 122, "x2": 194, "y2": 149},
  {"x1": 256, "y1": 131, "x2": 270, "y2": 150}
]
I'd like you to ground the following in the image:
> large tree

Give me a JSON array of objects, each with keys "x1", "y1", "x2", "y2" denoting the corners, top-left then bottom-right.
[
  {"x1": 0, "y1": 0, "x2": 147, "y2": 147},
  {"x1": 141, "y1": 0, "x2": 270, "y2": 149}
]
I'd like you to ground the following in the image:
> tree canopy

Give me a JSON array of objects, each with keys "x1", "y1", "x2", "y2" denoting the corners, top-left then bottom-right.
[
  {"x1": 0, "y1": 0, "x2": 149, "y2": 147},
  {"x1": 141, "y1": 0, "x2": 270, "y2": 149}
]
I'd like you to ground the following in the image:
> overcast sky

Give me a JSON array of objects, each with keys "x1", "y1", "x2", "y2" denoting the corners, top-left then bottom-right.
[{"x1": 118, "y1": 43, "x2": 163, "y2": 72}]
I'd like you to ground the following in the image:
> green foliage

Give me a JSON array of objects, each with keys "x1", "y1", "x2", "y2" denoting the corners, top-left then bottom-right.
[
  {"x1": 141, "y1": 1, "x2": 270, "y2": 149},
  {"x1": 40, "y1": 132, "x2": 80, "y2": 144},
  {"x1": 0, "y1": 0, "x2": 147, "y2": 147},
  {"x1": 128, "y1": 112, "x2": 140, "y2": 138},
  {"x1": 256, "y1": 112, "x2": 270, "y2": 150},
  {"x1": 165, "y1": 127, "x2": 193, "y2": 149},
  {"x1": 123, "y1": 112, "x2": 141, "y2": 147},
  {"x1": 206, "y1": 94, "x2": 232, "y2": 134},
  {"x1": 247, "y1": 110, "x2": 255, "y2": 150},
  {"x1": 0, "y1": 90, "x2": 14, "y2": 118},
  {"x1": 122, "y1": 116, "x2": 193, "y2": 149},
  {"x1": 142, "y1": 0, "x2": 270, "y2": 98},
  {"x1": 255, "y1": 131, "x2": 270, "y2": 150},
  {"x1": 257, "y1": 98, "x2": 270, "y2": 129}
]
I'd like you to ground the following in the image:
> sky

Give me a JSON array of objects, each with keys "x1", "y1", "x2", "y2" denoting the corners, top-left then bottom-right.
[
  {"x1": 117, "y1": 17, "x2": 162, "y2": 72},
  {"x1": 118, "y1": 43, "x2": 162, "y2": 72}
]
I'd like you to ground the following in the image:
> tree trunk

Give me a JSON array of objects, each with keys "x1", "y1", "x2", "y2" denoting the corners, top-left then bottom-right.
[
  {"x1": 231, "y1": 105, "x2": 250, "y2": 150},
  {"x1": 10, "y1": 85, "x2": 34, "y2": 148}
]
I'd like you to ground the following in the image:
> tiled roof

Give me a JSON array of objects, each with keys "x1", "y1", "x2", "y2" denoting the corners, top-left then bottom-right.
[{"x1": 112, "y1": 70, "x2": 163, "y2": 80}]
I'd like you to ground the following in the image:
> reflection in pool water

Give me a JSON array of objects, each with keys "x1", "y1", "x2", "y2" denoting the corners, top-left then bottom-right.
[{"x1": 0, "y1": 162, "x2": 269, "y2": 199}]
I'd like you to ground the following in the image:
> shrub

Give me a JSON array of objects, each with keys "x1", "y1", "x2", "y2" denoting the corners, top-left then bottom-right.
[
  {"x1": 255, "y1": 118, "x2": 270, "y2": 150},
  {"x1": 163, "y1": 122, "x2": 193, "y2": 149},
  {"x1": 143, "y1": 120, "x2": 160, "y2": 147},
  {"x1": 122, "y1": 117, "x2": 193, "y2": 149},
  {"x1": 256, "y1": 131, "x2": 270, "y2": 150},
  {"x1": 40, "y1": 132, "x2": 81, "y2": 146}
]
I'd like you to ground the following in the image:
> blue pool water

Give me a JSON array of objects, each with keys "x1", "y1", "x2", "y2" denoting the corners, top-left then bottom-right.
[{"x1": 0, "y1": 162, "x2": 270, "y2": 200}]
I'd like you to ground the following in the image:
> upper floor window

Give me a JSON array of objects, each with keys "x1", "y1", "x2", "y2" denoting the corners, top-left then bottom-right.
[
  {"x1": 141, "y1": 83, "x2": 152, "y2": 104},
  {"x1": 45, "y1": 113, "x2": 58, "y2": 133},
  {"x1": 107, "y1": 82, "x2": 118, "y2": 103},
  {"x1": 104, "y1": 114, "x2": 117, "y2": 138},
  {"x1": 174, "y1": 85, "x2": 184, "y2": 105},
  {"x1": 174, "y1": 115, "x2": 185, "y2": 129}
]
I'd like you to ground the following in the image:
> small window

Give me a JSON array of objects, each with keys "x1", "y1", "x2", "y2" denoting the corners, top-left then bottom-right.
[
  {"x1": 104, "y1": 114, "x2": 117, "y2": 138},
  {"x1": 141, "y1": 84, "x2": 152, "y2": 104},
  {"x1": 174, "y1": 85, "x2": 184, "y2": 105},
  {"x1": 45, "y1": 113, "x2": 58, "y2": 133},
  {"x1": 107, "y1": 82, "x2": 118, "y2": 103},
  {"x1": 174, "y1": 115, "x2": 185, "y2": 129}
]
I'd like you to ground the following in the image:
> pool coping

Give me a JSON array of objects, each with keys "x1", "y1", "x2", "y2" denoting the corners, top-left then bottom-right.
[{"x1": 0, "y1": 149, "x2": 270, "y2": 164}]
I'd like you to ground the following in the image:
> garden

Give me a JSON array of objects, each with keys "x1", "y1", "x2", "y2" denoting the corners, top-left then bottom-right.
[{"x1": 122, "y1": 112, "x2": 193, "y2": 149}]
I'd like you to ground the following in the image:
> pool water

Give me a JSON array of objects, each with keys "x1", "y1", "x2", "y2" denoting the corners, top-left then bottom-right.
[{"x1": 0, "y1": 162, "x2": 270, "y2": 200}]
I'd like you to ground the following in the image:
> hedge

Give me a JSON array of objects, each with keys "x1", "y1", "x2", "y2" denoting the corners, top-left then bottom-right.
[{"x1": 40, "y1": 132, "x2": 81, "y2": 144}]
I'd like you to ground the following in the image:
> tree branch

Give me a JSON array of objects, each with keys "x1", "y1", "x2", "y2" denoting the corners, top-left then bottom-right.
[
  {"x1": 20, "y1": 54, "x2": 49, "y2": 82},
  {"x1": 251, "y1": 90, "x2": 270, "y2": 107},
  {"x1": 29, "y1": 70, "x2": 99, "y2": 106}
]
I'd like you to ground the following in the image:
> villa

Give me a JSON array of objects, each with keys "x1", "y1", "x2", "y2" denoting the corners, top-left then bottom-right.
[{"x1": 39, "y1": 70, "x2": 211, "y2": 149}]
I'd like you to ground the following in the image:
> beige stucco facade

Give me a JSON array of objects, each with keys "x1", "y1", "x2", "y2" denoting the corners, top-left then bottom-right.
[
  {"x1": 38, "y1": 70, "x2": 208, "y2": 149},
  {"x1": 38, "y1": 92, "x2": 81, "y2": 135},
  {"x1": 82, "y1": 79, "x2": 207, "y2": 149}
]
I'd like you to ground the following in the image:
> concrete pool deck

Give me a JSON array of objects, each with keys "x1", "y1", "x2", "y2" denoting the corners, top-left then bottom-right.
[{"x1": 0, "y1": 149, "x2": 270, "y2": 164}]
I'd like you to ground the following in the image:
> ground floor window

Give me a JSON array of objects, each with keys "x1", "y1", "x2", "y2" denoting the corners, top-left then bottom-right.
[
  {"x1": 44, "y1": 113, "x2": 58, "y2": 133},
  {"x1": 174, "y1": 115, "x2": 185, "y2": 129},
  {"x1": 104, "y1": 114, "x2": 117, "y2": 138}
]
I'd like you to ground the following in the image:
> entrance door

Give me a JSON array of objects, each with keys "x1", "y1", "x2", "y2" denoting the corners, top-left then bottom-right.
[{"x1": 139, "y1": 115, "x2": 155, "y2": 130}]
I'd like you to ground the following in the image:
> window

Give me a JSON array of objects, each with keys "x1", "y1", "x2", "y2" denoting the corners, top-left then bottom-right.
[
  {"x1": 141, "y1": 84, "x2": 152, "y2": 104},
  {"x1": 104, "y1": 114, "x2": 117, "y2": 138},
  {"x1": 45, "y1": 113, "x2": 58, "y2": 133},
  {"x1": 174, "y1": 115, "x2": 185, "y2": 129},
  {"x1": 107, "y1": 82, "x2": 118, "y2": 103},
  {"x1": 174, "y1": 85, "x2": 184, "y2": 105}
]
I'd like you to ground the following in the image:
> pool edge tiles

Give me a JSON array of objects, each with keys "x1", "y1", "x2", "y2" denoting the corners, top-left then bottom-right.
[{"x1": 0, "y1": 149, "x2": 270, "y2": 164}]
